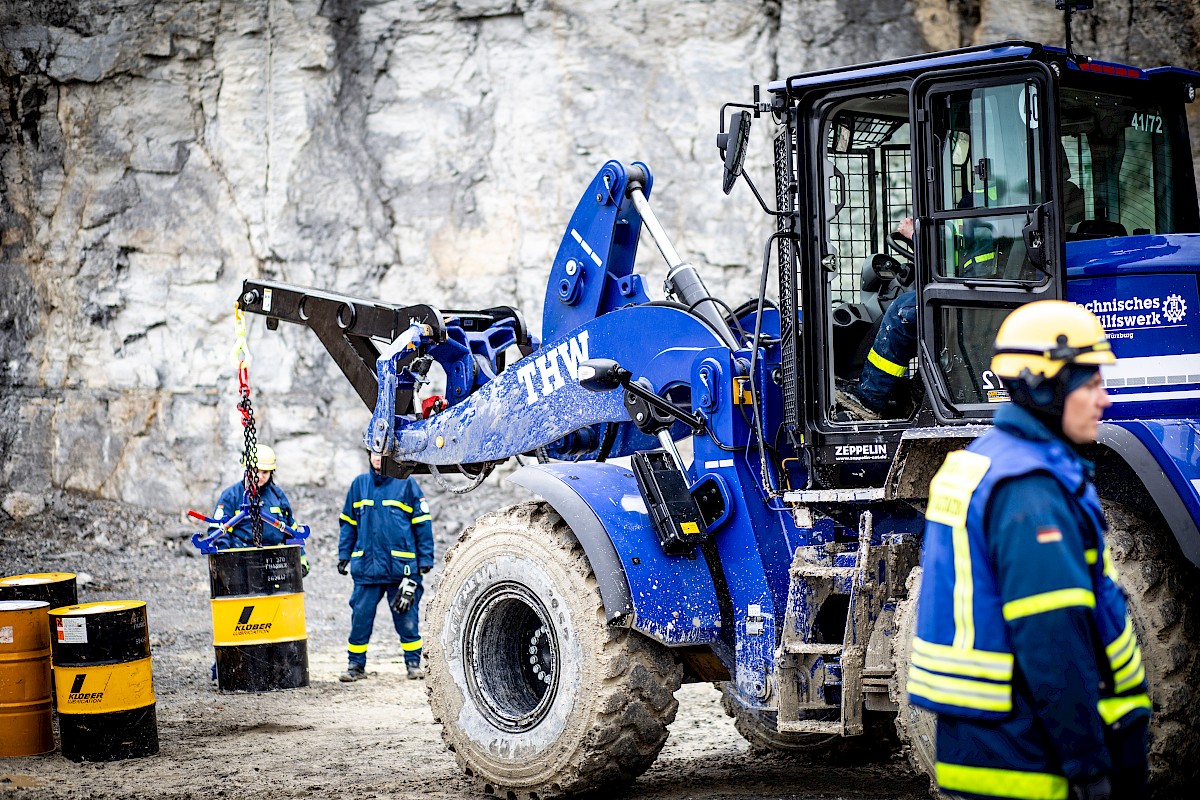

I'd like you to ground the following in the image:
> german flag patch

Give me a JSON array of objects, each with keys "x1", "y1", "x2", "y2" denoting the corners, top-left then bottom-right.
[{"x1": 1036, "y1": 526, "x2": 1063, "y2": 544}]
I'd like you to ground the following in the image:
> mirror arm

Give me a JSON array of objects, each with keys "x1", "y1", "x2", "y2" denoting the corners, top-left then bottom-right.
[{"x1": 741, "y1": 172, "x2": 788, "y2": 217}]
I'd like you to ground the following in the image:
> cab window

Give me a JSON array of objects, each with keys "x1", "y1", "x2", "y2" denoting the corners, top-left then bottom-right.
[{"x1": 930, "y1": 80, "x2": 1046, "y2": 283}]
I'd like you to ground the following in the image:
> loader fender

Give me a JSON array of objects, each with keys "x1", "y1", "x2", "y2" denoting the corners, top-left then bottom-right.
[
  {"x1": 508, "y1": 462, "x2": 723, "y2": 646},
  {"x1": 1096, "y1": 420, "x2": 1200, "y2": 568}
]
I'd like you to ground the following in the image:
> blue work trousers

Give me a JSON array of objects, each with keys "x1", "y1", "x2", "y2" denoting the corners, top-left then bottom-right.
[
  {"x1": 347, "y1": 581, "x2": 423, "y2": 668},
  {"x1": 857, "y1": 289, "x2": 918, "y2": 410}
]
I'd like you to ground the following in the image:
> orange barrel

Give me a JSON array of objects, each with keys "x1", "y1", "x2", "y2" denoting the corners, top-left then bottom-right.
[
  {"x1": 0, "y1": 600, "x2": 54, "y2": 757},
  {"x1": 0, "y1": 572, "x2": 78, "y2": 612},
  {"x1": 50, "y1": 601, "x2": 158, "y2": 761},
  {"x1": 209, "y1": 544, "x2": 309, "y2": 692}
]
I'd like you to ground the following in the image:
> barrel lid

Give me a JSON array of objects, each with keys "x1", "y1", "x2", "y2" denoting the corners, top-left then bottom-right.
[
  {"x1": 50, "y1": 600, "x2": 146, "y2": 616},
  {"x1": 0, "y1": 599, "x2": 50, "y2": 611},
  {"x1": 0, "y1": 572, "x2": 77, "y2": 586},
  {"x1": 222, "y1": 544, "x2": 300, "y2": 553}
]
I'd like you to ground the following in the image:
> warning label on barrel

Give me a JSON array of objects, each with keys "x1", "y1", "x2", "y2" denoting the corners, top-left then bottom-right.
[
  {"x1": 56, "y1": 617, "x2": 87, "y2": 644},
  {"x1": 0, "y1": 625, "x2": 12, "y2": 644}
]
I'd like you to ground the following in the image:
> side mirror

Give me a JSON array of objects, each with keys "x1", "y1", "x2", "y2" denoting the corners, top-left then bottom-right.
[
  {"x1": 578, "y1": 358, "x2": 630, "y2": 392},
  {"x1": 1022, "y1": 204, "x2": 1049, "y2": 273},
  {"x1": 716, "y1": 110, "x2": 751, "y2": 195}
]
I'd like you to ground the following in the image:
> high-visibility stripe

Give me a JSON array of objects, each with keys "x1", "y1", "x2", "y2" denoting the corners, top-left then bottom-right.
[
  {"x1": 1098, "y1": 694, "x2": 1151, "y2": 725},
  {"x1": 347, "y1": 643, "x2": 368, "y2": 654},
  {"x1": 952, "y1": 523, "x2": 974, "y2": 648},
  {"x1": 411, "y1": 514, "x2": 431, "y2": 524},
  {"x1": 391, "y1": 550, "x2": 416, "y2": 559},
  {"x1": 907, "y1": 666, "x2": 1012, "y2": 713},
  {"x1": 270, "y1": 506, "x2": 282, "y2": 514},
  {"x1": 401, "y1": 638, "x2": 423, "y2": 652},
  {"x1": 936, "y1": 762, "x2": 1068, "y2": 800},
  {"x1": 964, "y1": 250, "x2": 996, "y2": 266},
  {"x1": 1084, "y1": 548, "x2": 1098, "y2": 564},
  {"x1": 1002, "y1": 588, "x2": 1095, "y2": 621},
  {"x1": 1106, "y1": 618, "x2": 1135, "y2": 662},
  {"x1": 381, "y1": 500, "x2": 412, "y2": 512},
  {"x1": 912, "y1": 637, "x2": 1013, "y2": 681},
  {"x1": 1102, "y1": 548, "x2": 1119, "y2": 581},
  {"x1": 339, "y1": 513, "x2": 357, "y2": 526},
  {"x1": 353, "y1": 499, "x2": 375, "y2": 508},
  {"x1": 867, "y1": 348, "x2": 908, "y2": 377},
  {"x1": 1113, "y1": 647, "x2": 1144, "y2": 691},
  {"x1": 351, "y1": 550, "x2": 364, "y2": 557},
  {"x1": 926, "y1": 451, "x2": 991, "y2": 651},
  {"x1": 1115, "y1": 662, "x2": 1146, "y2": 694}
]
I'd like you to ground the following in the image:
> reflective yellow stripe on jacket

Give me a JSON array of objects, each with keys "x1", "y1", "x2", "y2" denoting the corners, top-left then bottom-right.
[
  {"x1": 381, "y1": 499, "x2": 412, "y2": 512},
  {"x1": 1106, "y1": 616, "x2": 1145, "y2": 693},
  {"x1": 936, "y1": 762, "x2": 1068, "y2": 800},
  {"x1": 925, "y1": 450, "x2": 992, "y2": 650},
  {"x1": 1002, "y1": 588, "x2": 1095, "y2": 621}
]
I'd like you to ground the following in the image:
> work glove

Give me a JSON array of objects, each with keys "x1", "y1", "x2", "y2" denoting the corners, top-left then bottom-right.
[
  {"x1": 420, "y1": 566, "x2": 431, "y2": 575},
  {"x1": 337, "y1": 559, "x2": 349, "y2": 575},
  {"x1": 1071, "y1": 776, "x2": 1112, "y2": 800},
  {"x1": 391, "y1": 577, "x2": 418, "y2": 615},
  {"x1": 300, "y1": 555, "x2": 310, "y2": 578}
]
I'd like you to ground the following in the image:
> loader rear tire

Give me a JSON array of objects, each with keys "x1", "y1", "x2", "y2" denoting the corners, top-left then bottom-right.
[
  {"x1": 425, "y1": 501, "x2": 683, "y2": 799},
  {"x1": 1102, "y1": 500, "x2": 1200, "y2": 796}
]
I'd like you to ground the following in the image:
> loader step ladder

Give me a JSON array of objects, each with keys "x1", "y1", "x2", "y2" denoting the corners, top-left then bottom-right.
[{"x1": 775, "y1": 512, "x2": 882, "y2": 736}]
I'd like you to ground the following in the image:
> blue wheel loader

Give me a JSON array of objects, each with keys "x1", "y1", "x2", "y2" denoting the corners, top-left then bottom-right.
[{"x1": 237, "y1": 25, "x2": 1200, "y2": 800}]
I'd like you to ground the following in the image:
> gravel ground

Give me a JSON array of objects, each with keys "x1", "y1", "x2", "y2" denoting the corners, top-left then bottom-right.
[{"x1": 0, "y1": 486, "x2": 928, "y2": 800}]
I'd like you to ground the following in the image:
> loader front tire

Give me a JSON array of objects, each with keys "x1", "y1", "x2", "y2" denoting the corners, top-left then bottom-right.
[
  {"x1": 1102, "y1": 500, "x2": 1200, "y2": 795},
  {"x1": 425, "y1": 501, "x2": 682, "y2": 799}
]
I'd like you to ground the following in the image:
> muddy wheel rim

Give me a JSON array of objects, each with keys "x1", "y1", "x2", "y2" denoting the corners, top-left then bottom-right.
[{"x1": 463, "y1": 580, "x2": 560, "y2": 734}]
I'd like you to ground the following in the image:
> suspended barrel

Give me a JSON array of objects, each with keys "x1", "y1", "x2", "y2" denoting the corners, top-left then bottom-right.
[
  {"x1": 0, "y1": 572, "x2": 78, "y2": 613},
  {"x1": 0, "y1": 600, "x2": 54, "y2": 757},
  {"x1": 50, "y1": 601, "x2": 158, "y2": 762},
  {"x1": 209, "y1": 544, "x2": 309, "y2": 692}
]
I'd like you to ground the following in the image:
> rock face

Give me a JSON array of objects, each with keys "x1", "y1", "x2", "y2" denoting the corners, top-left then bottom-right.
[{"x1": 2, "y1": 0, "x2": 1199, "y2": 513}]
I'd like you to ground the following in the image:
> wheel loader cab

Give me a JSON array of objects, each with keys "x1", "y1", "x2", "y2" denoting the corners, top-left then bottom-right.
[{"x1": 776, "y1": 46, "x2": 1199, "y2": 487}]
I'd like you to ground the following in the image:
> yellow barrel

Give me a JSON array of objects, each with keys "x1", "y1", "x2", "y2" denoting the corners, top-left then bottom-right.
[
  {"x1": 0, "y1": 600, "x2": 54, "y2": 757},
  {"x1": 209, "y1": 544, "x2": 309, "y2": 692},
  {"x1": 50, "y1": 600, "x2": 158, "y2": 762},
  {"x1": 0, "y1": 572, "x2": 78, "y2": 613}
]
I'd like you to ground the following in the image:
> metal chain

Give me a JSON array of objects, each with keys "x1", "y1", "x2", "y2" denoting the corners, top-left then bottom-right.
[{"x1": 233, "y1": 304, "x2": 263, "y2": 547}]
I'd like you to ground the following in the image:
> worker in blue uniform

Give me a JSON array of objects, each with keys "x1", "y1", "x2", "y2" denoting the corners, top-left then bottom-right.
[
  {"x1": 210, "y1": 444, "x2": 309, "y2": 576},
  {"x1": 337, "y1": 451, "x2": 434, "y2": 682},
  {"x1": 909, "y1": 300, "x2": 1151, "y2": 800}
]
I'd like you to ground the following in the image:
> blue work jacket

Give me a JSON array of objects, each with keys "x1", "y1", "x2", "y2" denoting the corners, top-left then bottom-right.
[
  {"x1": 211, "y1": 480, "x2": 298, "y2": 548},
  {"x1": 910, "y1": 404, "x2": 1150, "y2": 795},
  {"x1": 338, "y1": 472, "x2": 433, "y2": 584}
]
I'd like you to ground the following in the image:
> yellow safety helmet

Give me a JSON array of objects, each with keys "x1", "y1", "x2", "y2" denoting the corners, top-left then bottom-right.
[
  {"x1": 991, "y1": 300, "x2": 1115, "y2": 382},
  {"x1": 241, "y1": 444, "x2": 277, "y2": 471}
]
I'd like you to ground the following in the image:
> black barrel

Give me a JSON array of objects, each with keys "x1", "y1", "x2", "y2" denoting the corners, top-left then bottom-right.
[
  {"x1": 0, "y1": 572, "x2": 79, "y2": 612},
  {"x1": 209, "y1": 544, "x2": 309, "y2": 692},
  {"x1": 49, "y1": 600, "x2": 158, "y2": 762}
]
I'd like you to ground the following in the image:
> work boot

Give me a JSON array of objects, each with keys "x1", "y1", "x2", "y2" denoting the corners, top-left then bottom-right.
[
  {"x1": 339, "y1": 664, "x2": 366, "y2": 682},
  {"x1": 835, "y1": 386, "x2": 883, "y2": 421},
  {"x1": 406, "y1": 665, "x2": 425, "y2": 680}
]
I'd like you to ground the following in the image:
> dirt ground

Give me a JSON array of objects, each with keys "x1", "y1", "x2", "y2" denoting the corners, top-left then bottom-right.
[{"x1": 0, "y1": 486, "x2": 928, "y2": 800}]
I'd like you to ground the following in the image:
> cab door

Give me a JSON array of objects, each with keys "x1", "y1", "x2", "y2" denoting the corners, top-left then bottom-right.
[{"x1": 911, "y1": 63, "x2": 1063, "y2": 422}]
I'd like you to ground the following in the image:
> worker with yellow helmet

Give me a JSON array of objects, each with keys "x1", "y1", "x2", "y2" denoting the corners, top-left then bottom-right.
[
  {"x1": 909, "y1": 301, "x2": 1151, "y2": 800},
  {"x1": 209, "y1": 444, "x2": 309, "y2": 576}
]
